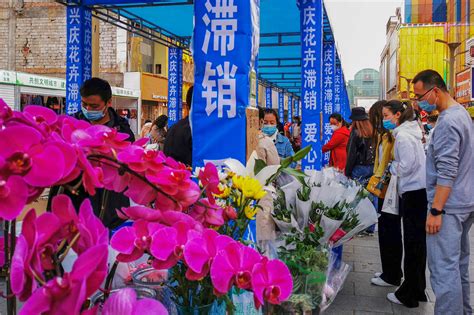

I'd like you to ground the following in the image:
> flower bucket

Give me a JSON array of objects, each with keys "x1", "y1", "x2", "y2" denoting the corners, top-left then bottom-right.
[
  {"x1": 176, "y1": 300, "x2": 226, "y2": 315},
  {"x1": 132, "y1": 267, "x2": 174, "y2": 312},
  {"x1": 231, "y1": 287, "x2": 262, "y2": 315}
]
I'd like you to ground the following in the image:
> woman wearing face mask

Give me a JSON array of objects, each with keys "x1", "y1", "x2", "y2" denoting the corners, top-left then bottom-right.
[
  {"x1": 262, "y1": 109, "x2": 295, "y2": 164},
  {"x1": 146, "y1": 115, "x2": 168, "y2": 151},
  {"x1": 322, "y1": 113, "x2": 350, "y2": 171},
  {"x1": 345, "y1": 107, "x2": 375, "y2": 186},
  {"x1": 382, "y1": 100, "x2": 428, "y2": 308}
]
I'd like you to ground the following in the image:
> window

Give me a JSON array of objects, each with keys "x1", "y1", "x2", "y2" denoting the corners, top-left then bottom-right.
[
  {"x1": 155, "y1": 64, "x2": 162, "y2": 74},
  {"x1": 145, "y1": 64, "x2": 153, "y2": 73}
]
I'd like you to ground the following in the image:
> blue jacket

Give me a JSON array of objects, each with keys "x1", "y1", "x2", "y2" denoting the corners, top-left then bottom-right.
[{"x1": 275, "y1": 133, "x2": 296, "y2": 167}]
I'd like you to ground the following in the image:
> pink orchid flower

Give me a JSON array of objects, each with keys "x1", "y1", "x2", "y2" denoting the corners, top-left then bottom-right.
[
  {"x1": 117, "y1": 145, "x2": 166, "y2": 173},
  {"x1": 71, "y1": 124, "x2": 131, "y2": 153},
  {"x1": 210, "y1": 242, "x2": 263, "y2": 295},
  {"x1": 189, "y1": 199, "x2": 225, "y2": 228},
  {"x1": 117, "y1": 205, "x2": 163, "y2": 222},
  {"x1": 124, "y1": 176, "x2": 157, "y2": 206},
  {"x1": 251, "y1": 258, "x2": 293, "y2": 308},
  {"x1": 19, "y1": 244, "x2": 108, "y2": 315},
  {"x1": 23, "y1": 105, "x2": 59, "y2": 130},
  {"x1": 0, "y1": 175, "x2": 29, "y2": 220},
  {"x1": 198, "y1": 163, "x2": 222, "y2": 204},
  {"x1": 183, "y1": 229, "x2": 234, "y2": 281},
  {"x1": 150, "y1": 222, "x2": 190, "y2": 270},
  {"x1": 100, "y1": 287, "x2": 168, "y2": 315},
  {"x1": 101, "y1": 162, "x2": 131, "y2": 193},
  {"x1": 153, "y1": 182, "x2": 201, "y2": 212},
  {"x1": 0, "y1": 98, "x2": 13, "y2": 126},
  {"x1": 74, "y1": 198, "x2": 109, "y2": 254},
  {"x1": 111, "y1": 219, "x2": 163, "y2": 263}
]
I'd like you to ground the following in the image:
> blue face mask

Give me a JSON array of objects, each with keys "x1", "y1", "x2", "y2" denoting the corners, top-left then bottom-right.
[
  {"x1": 426, "y1": 124, "x2": 433, "y2": 130},
  {"x1": 262, "y1": 125, "x2": 277, "y2": 136},
  {"x1": 383, "y1": 119, "x2": 397, "y2": 130},
  {"x1": 82, "y1": 106, "x2": 106, "y2": 121},
  {"x1": 418, "y1": 100, "x2": 437, "y2": 113}
]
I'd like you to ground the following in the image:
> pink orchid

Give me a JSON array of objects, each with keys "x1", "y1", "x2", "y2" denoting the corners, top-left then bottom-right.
[
  {"x1": 74, "y1": 198, "x2": 109, "y2": 254},
  {"x1": 150, "y1": 222, "x2": 190, "y2": 270},
  {"x1": 189, "y1": 198, "x2": 225, "y2": 227},
  {"x1": 251, "y1": 258, "x2": 293, "y2": 308},
  {"x1": 158, "y1": 211, "x2": 203, "y2": 231},
  {"x1": 0, "y1": 98, "x2": 13, "y2": 126},
  {"x1": 77, "y1": 150, "x2": 104, "y2": 195},
  {"x1": 100, "y1": 287, "x2": 168, "y2": 315},
  {"x1": 124, "y1": 176, "x2": 156, "y2": 205},
  {"x1": 117, "y1": 205, "x2": 163, "y2": 222},
  {"x1": 101, "y1": 162, "x2": 131, "y2": 193},
  {"x1": 23, "y1": 105, "x2": 58, "y2": 129},
  {"x1": 111, "y1": 219, "x2": 162, "y2": 263},
  {"x1": 11, "y1": 234, "x2": 36, "y2": 301},
  {"x1": 19, "y1": 244, "x2": 108, "y2": 315},
  {"x1": 117, "y1": 145, "x2": 165, "y2": 173},
  {"x1": 198, "y1": 163, "x2": 222, "y2": 203},
  {"x1": 210, "y1": 242, "x2": 262, "y2": 295},
  {"x1": 0, "y1": 175, "x2": 29, "y2": 220},
  {"x1": 71, "y1": 124, "x2": 131, "y2": 153},
  {"x1": 154, "y1": 183, "x2": 201, "y2": 212},
  {"x1": 183, "y1": 229, "x2": 234, "y2": 281}
]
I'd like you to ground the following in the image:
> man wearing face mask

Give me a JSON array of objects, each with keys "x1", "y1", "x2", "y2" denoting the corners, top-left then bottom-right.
[
  {"x1": 412, "y1": 70, "x2": 474, "y2": 315},
  {"x1": 48, "y1": 78, "x2": 135, "y2": 230},
  {"x1": 261, "y1": 109, "x2": 295, "y2": 167}
]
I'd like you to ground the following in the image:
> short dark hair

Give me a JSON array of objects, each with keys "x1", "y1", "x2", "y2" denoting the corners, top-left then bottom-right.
[
  {"x1": 329, "y1": 112, "x2": 349, "y2": 129},
  {"x1": 153, "y1": 115, "x2": 168, "y2": 129},
  {"x1": 186, "y1": 86, "x2": 193, "y2": 109},
  {"x1": 412, "y1": 70, "x2": 448, "y2": 92},
  {"x1": 144, "y1": 119, "x2": 152, "y2": 124},
  {"x1": 427, "y1": 114, "x2": 438, "y2": 123},
  {"x1": 383, "y1": 100, "x2": 414, "y2": 125},
  {"x1": 263, "y1": 108, "x2": 279, "y2": 122},
  {"x1": 80, "y1": 77, "x2": 112, "y2": 102},
  {"x1": 258, "y1": 106, "x2": 265, "y2": 120}
]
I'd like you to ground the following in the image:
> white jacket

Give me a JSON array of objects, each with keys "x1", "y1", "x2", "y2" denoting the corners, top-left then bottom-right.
[{"x1": 390, "y1": 120, "x2": 426, "y2": 195}]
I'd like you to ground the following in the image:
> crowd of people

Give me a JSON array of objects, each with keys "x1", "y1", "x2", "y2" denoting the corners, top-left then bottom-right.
[{"x1": 51, "y1": 69, "x2": 474, "y2": 314}]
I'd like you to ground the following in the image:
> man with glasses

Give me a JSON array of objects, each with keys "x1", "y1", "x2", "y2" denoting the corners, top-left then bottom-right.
[
  {"x1": 412, "y1": 70, "x2": 474, "y2": 314},
  {"x1": 48, "y1": 78, "x2": 135, "y2": 230}
]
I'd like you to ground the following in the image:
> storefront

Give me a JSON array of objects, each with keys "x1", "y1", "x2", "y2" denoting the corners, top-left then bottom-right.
[
  {"x1": 0, "y1": 70, "x2": 141, "y2": 135},
  {"x1": 455, "y1": 67, "x2": 473, "y2": 107}
]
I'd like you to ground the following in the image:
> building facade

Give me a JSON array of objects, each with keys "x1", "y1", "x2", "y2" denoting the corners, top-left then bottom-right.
[{"x1": 347, "y1": 69, "x2": 380, "y2": 107}]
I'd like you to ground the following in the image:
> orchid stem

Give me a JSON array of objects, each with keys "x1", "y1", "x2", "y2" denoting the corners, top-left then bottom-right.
[
  {"x1": 6, "y1": 220, "x2": 17, "y2": 315},
  {"x1": 104, "y1": 260, "x2": 119, "y2": 300},
  {"x1": 59, "y1": 232, "x2": 80, "y2": 263},
  {"x1": 31, "y1": 270, "x2": 46, "y2": 286}
]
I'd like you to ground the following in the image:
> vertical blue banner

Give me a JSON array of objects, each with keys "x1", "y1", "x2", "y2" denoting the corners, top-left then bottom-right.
[
  {"x1": 66, "y1": 6, "x2": 92, "y2": 115},
  {"x1": 266, "y1": 87, "x2": 272, "y2": 108},
  {"x1": 294, "y1": 98, "x2": 299, "y2": 117},
  {"x1": 168, "y1": 47, "x2": 183, "y2": 128},
  {"x1": 334, "y1": 62, "x2": 342, "y2": 114},
  {"x1": 341, "y1": 72, "x2": 351, "y2": 122},
  {"x1": 322, "y1": 42, "x2": 335, "y2": 166},
  {"x1": 192, "y1": 0, "x2": 257, "y2": 167},
  {"x1": 300, "y1": 0, "x2": 323, "y2": 171},
  {"x1": 278, "y1": 91, "x2": 284, "y2": 123},
  {"x1": 288, "y1": 95, "x2": 293, "y2": 123}
]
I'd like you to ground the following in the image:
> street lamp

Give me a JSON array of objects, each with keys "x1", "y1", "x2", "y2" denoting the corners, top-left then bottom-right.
[
  {"x1": 435, "y1": 39, "x2": 461, "y2": 96},
  {"x1": 400, "y1": 75, "x2": 412, "y2": 99}
]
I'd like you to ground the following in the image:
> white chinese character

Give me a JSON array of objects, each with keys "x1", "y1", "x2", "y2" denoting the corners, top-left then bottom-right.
[
  {"x1": 169, "y1": 85, "x2": 177, "y2": 97},
  {"x1": 304, "y1": 123, "x2": 318, "y2": 143},
  {"x1": 170, "y1": 60, "x2": 177, "y2": 72},
  {"x1": 67, "y1": 101, "x2": 79, "y2": 115},
  {"x1": 202, "y1": 61, "x2": 238, "y2": 118},
  {"x1": 324, "y1": 122, "x2": 333, "y2": 135},
  {"x1": 170, "y1": 48, "x2": 178, "y2": 60},
  {"x1": 324, "y1": 152, "x2": 330, "y2": 161},
  {"x1": 305, "y1": 148, "x2": 318, "y2": 164},
  {"x1": 324, "y1": 102, "x2": 333, "y2": 114},
  {"x1": 324, "y1": 75, "x2": 332, "y2": 89},
  {"x1": 303, "y1": 7, "x2": 316, "y2": 26},
  {"x1": 68, "y1": 64, "x2": 80, "y2": 82},
  {"x1": 324, "y1": 64, "x2": 333, "y2": 77},
  {"x1": 324, "y1": 49, "x2": 333, "y2": 62},
  {"x1": 69, "y1": 8, "x2": 81, "y2": 25},
  {"x1": 169, "y1": 98, "x2": 177, "y2": 109},
  {"x1": 69, "y1": 83, "x2": 79, "y2": 101},
  {"x1": 169, "y1": 74, "x2": 177, "y2": 85},
  {"x1": 68, "y1": 26, "x2": 80, "y2": 44},
  {"x1": 304, "y1": 69, "x2": 317, "y2": 89},
  {"x1": 324, "y1": 88, "x2": 333, "y2": 101},
  {"x1": 304, "y1": 90, "x2": 317, "y2": 110},
  {"x1": 303, "y1": 27, "x2": 316, "y2": 46},
  {"x1": 169, "y1": 109, "x2": 177, "y2": 122},
  {"x1": 303, "y1": 48, "x2": 316, "y2": 67},
  {"x1": 202, "y1": 0, "x2": 238, "y2": 56}
]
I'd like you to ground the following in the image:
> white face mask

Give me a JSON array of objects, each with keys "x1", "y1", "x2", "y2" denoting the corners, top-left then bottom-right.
[{"x1": 330, "y1": 125, "x2": 339, "y2": 132}]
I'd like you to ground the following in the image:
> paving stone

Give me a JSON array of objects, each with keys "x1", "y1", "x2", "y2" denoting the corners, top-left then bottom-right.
[
  {"x1": 354, "y1": 311, "x2": 392, "y2": 315},
  {"x1": 354, "y1": 261, "x2": 383, "y2": 274},
  {"x1": 327, "y1": 294, "x2": 393, "y2": 313},
  {"x1": 354, "y1": 280, "x2": 394, "y2": 298},
  {"x1": 391, "y1": 302, "x2": 434, "y2": 315}
]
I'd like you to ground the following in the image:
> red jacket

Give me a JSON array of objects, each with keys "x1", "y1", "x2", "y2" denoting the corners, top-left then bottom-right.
[{"x1": 322, "y1": 126, "x2": 350, "y2": 170}]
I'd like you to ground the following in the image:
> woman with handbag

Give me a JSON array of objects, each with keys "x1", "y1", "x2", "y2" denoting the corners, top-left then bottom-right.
[
  {"x1": 368, "y1": 101, "x2": 403, "y2": 289},
  {"x1": 382, "y1": 100, "x2": 428, "y2": 308}
]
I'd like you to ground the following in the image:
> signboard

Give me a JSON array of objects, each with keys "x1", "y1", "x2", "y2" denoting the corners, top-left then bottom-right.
[
  {"x1": 467, "y1": 37, "x2": 474, "y2": 66},
  {"x1": 288, "y1": 94, "x2": 293, "y2": 122},
  {"x1": 322, "y1": 42, "x2": 335, "y2": 166},
  {"x1": 192, "y1": 0, "x2": 258, "y2": 167},
  {"x1": 300, "y1": 0, "x2": 323, "y2": 171},
  {"x1": 455, "y1": 68, "x2": 471, "y2": 104},
  {"x1": 66, "y1": 6, "x2": 92, "y2": 115},
  {"x1": 265, "y1": 87, "x2": 272, "y2": 108},
  {"x1": 168, "y1": 47, "x2": 183, "y2": 127},
  {"x1": 334, "y1": 64, "x2": 342, "y2": 114},
  {"x1": 278, "y1": 91, "x2": 284, "y2": 123},
  {"x1": 0, "y1": 70, "x2": 16, "y2": 85}
]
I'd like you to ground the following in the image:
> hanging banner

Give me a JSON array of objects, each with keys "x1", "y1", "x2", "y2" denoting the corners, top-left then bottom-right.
[
  {"x1": 288, "y1": 95, "x2": 293, "y2": 122},
  {"x1": 334, "y1": 63, "x2": 342, "y2": 114},
  {"x1": 192, "y1": 0, "x2": 259, "y2": 167},
  {"x1": 300, "y1": 0, "x2": 323, "y2": 170},
  {"x1": 322, "y1": 42, "x2": 335, "y2": 166},
  {"x1": 294, "y1": 98, "x2": 300, "y2": 117},
  {"x1": 341, "y1": 72, "x2": 351, "y2": 122},
  {"x1": 266, "y1": 87, "x2": 272, "y2": 108},
  {"x1": 278, "y1": 91, "x2": 284, "y2": 123},
  {"x1": 66, "y1": 6, "x2": 92, "y2": 115},
  {"x1": 168, "y1": 47, "x2": 183, "y2": 127}
]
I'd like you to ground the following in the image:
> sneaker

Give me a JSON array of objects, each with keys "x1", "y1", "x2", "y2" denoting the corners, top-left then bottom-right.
[
  {"x1": 387, "y1": 293, "x2": 403, "y2": 305},
  {"x1": 371, "y1": 277, "x2": 395, "y2": 287},
  {"x1": 374, "y1": 272, "x2": 382, "y2": 278}
]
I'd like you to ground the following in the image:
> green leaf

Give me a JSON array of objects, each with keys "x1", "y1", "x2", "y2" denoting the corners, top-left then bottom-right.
[
  {"x1": 253, "y1": 158, "x2": 267, "y2": 175},
  {"x1": 280, "y1": 156, "x2": 292, "y2": 169},
  {"x1": 292, "y1": 145, "x2": 312, "y2": 162},
  {"x1": 282, "y1": 168, "x2": 307, "y2": 185}
]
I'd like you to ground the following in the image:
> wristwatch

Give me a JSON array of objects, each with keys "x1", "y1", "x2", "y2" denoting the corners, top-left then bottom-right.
[{"x1": 430, "y1": 208, "x2": 445, "y2": 216}]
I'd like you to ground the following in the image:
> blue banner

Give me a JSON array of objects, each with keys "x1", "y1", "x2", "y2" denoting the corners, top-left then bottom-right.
[
  {"x1": 341, "y1": 72, "x2": 351, "y2": 122},
  {"x1": 66, "y1": 6, "x2": 92, "y2": 115},
  {"x1": 265, "y1": 87, "x2": 272, "y2": 108},
  {"x1": 300, "y1": 0, "x2": 323, "y2": 171},
  {"x1": 192, "y1": 0, "x2": 257, "y2": 167},
  {"x1": 334, "y1": 63, "x2": 342, "y2": 114},
  {"x1": 168, "y1": 47, "x2": 183, "y2": 128},
  {"x1": 294, "y1": 98, "x2": 300, "y2": 117},
  {"x1": 322, "y1": 42, "x2": 335, "y2": 166},
  {"x1": 288, "y1": 95, "x2": 293, "y2": 123},
  {"x1": 278, "y1": 91, "x2": 284, "y2": 123}
]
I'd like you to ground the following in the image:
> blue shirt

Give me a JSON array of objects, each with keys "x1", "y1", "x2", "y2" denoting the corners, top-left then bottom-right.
[{"x1": 274, "y1": 133, "x2": 296, "y2": 168}]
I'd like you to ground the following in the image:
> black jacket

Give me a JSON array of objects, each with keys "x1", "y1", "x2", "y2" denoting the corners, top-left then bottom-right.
[
  {"x1": 163, "y1": 117, "x2": 192, "y2": 166},
  {"x1": 345, "y1": 129, "x2": 375, "y2": 177},
  {"x1": 48, "y1": 107, "x2": 135, "y2": 230}
]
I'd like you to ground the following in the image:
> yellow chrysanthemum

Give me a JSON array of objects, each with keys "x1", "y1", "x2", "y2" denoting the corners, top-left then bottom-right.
[
  {"x1": 241, "y1": 177, "x2": 266, "y2": 200},
  {"x1": 232, "y1": 175, "x2": 244, "y2": 190},
  {"x1": 244, "y1": 206, "x2": 258, "y2": 220},
  {"x1": 214, "y1": 184, "x2": 231, "y2": 198}
]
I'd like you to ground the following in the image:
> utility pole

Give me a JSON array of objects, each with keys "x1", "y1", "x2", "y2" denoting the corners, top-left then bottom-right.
[{"x1": 436, "y1": 39, "x2": 461, "y2": 96}]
